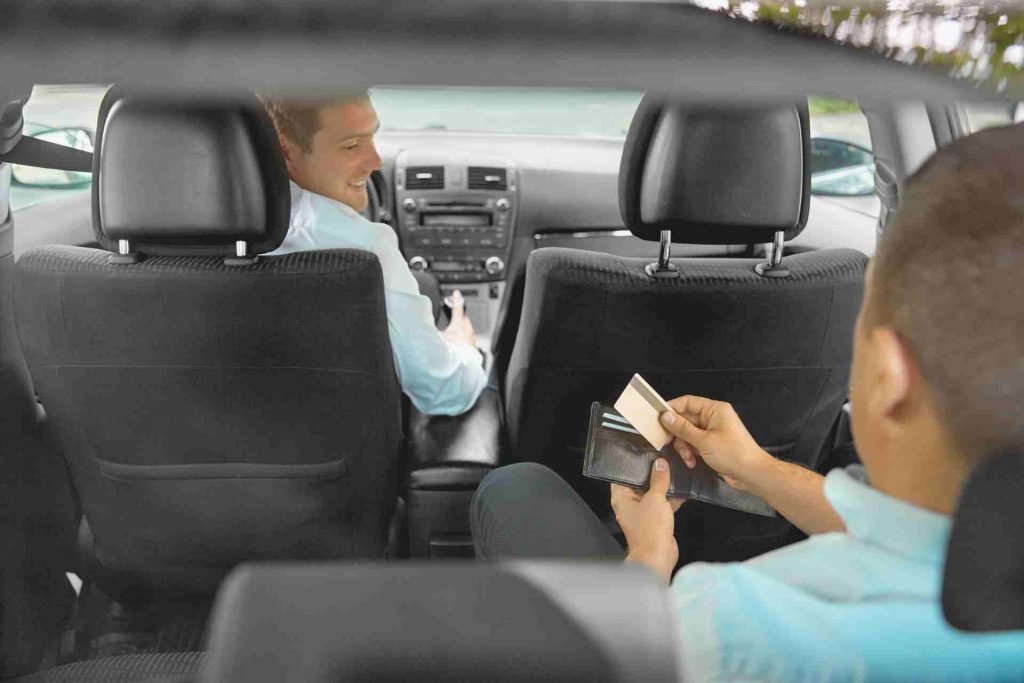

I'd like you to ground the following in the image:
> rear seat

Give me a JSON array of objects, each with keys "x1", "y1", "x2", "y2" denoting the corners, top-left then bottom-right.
[{"x1": 8, "y1": 653, "x2": 201, "y2": 683}]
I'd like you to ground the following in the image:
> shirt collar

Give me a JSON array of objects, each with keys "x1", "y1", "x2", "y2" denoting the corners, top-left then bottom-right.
[
  {"x1": 824, "y1": 465, "x2": 952, "y2": 565},
  {"x1": 288, "y1": 180, "x2": 362, "y2": 219}
]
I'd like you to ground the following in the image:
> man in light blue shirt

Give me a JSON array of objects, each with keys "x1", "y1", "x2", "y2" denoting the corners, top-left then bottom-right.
[
  {"x1": 471, "y1": 125, "x2": 1024, "y2": 679},
  {"x1": 260, "y1": 92, "x2": 486, "y2": 416}
]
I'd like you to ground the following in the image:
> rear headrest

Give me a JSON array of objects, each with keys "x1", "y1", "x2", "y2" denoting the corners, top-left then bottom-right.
[
  {"x1": 619, "y1": 96, "x2": 811, "y2": 245},
  {"x1": 201, "y1": 562, "x2": 680, "y2": 682},
  {"x1": 942, "y1": 450, "x2": 1024, "y2": 632},
  {"x1": 92, "y1": 87, "x2": 290, "y2": 256}
]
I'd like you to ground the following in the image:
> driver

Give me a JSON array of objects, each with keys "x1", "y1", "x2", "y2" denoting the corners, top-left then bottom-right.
[{"x1": 259, "y1": 91, "x2": 486, "y2": 416}]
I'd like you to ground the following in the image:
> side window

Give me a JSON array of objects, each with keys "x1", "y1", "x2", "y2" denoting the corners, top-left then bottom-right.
[
  {"x1": 796, "y1": 97, "x2": 878, "y2": 256},
  {"x1": 807, "y1": 97, "x2": 874, "y2": 198},
  {"x1": 962, "y1": 101, "x2": 1020, "y2": 134},
  {"x1": 11, "y1": 85, "x2": 105, "y2": 213}
]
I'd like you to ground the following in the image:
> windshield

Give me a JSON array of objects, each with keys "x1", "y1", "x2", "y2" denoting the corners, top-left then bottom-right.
[{"x1": 372, "y1": 87, "x2": 643, "y2": 138}]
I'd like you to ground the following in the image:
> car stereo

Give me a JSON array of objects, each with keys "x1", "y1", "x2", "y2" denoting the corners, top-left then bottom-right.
[{"x1": 395, "y1": 150, "x2": 517, "y2": 284}]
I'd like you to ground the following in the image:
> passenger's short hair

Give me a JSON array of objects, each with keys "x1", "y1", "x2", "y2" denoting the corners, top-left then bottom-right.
[
  {"x1": 257, "y1": 90, "x2": 370, "y2": 152},
  {"x1": 864, "y1": 124, "x2": 1024, "y2": 458}
]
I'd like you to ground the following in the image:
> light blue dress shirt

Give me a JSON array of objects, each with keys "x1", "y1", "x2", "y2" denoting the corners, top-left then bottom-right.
[
  {"x1": 672, "y1": 465, "x2": 1024, "y2": 682},
  {"x1": 266, "y1": 182, "x2": 487, "y2": 416}
]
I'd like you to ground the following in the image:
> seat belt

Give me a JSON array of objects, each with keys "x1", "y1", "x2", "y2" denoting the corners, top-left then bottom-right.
[
  {"x1": 0, "y1": 134, "x2": 92, "y2": 172},
  {"x1": 1, "y1": 96, "x2": 92, "y2": 172}
]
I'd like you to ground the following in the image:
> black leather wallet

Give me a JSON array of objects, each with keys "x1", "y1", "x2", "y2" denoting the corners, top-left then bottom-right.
[{"x1": 582, "y1": 402, "x2": 776, "y2": 517}]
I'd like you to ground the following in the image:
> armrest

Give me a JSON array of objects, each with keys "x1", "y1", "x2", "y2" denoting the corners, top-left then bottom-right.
[{"x1": 405, "y1": 387, "x2": 503, "y2": 491}]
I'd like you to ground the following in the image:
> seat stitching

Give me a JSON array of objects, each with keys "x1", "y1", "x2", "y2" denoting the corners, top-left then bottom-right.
[
  {"x1": 815, "y1": 280, "x2": 839, "y2": 362},
  {"x1": 29, "y1": 362, "x2": 385, "y2": 378},
  {"x1": 526, "y1": 364, "x2": 850, "y2": 373},
  {"x1": 793, "y1": 366, "x2": 837, "y2": 469}
]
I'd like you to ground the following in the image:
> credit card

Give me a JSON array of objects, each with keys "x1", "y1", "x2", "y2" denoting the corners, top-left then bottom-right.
[
  {"x1": 601, "y1": 420, "x2": 642, "y2": 435},
  {"x1": 613, "y1": 374, "x2": 672, "y2": 449}
]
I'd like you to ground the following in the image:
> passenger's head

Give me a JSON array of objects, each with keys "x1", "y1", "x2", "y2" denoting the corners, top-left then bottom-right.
[
  {"x1": 259, "y1": 90, "x2": 382, "y2": 212},
  {"x1": 850, "y1": 124, "x2": 1024, "y2": 491}
]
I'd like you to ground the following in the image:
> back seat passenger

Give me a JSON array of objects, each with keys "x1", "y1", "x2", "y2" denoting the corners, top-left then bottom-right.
[{"x1": 504, "y1": 97, "x2": 868, "y2": 561}]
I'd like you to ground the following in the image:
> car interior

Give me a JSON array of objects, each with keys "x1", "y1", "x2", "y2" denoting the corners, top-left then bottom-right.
[{"x1": 1, "y1": 1, "x2": 1023, "y2": 681}]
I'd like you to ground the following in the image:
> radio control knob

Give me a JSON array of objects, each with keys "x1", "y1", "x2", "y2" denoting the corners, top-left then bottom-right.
[
  {"x1": 495, "y1": 198, "x2": 510, "y2": 212},
  {"x1": 484, "y1": 256, "x2": 505, "y2": 276},
  {"x1": 408, "y1": 256, "x2": 428, "y2": 272},
  {"x1": 402, "y1": 198, "x2": 418, "y2": 213}
]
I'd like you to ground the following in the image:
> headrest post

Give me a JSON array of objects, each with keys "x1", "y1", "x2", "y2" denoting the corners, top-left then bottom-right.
[
  {"x1": 769, "y1": 230, "x2": 784, "y2": 268},
  {"x1": 644, "y1": 230, "x2": 679, "y2": 280},
  {"x1": 224, "y1": 240, "x2": 258, "y2": 266},
  {"x1": 754, "y1": 231, "x2": 790, "y2": 278},
  {"x1": 107, "y1": 238, "x2": 140, "y2": 265}
]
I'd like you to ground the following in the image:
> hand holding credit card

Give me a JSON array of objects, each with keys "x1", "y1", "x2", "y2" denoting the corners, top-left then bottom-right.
[{"x1": 613, "y1": 373, "x2": 673, "y2": 450}]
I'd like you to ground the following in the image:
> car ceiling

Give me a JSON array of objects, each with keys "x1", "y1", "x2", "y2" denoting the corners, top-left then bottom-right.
[{"x1": 0, "y1": 0, "x2": 999, "y2": 104}]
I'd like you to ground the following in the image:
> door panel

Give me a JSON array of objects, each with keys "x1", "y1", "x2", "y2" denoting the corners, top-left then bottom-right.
[{"x1": 0, "y1": 161, "x2": 78, "y2": 678}]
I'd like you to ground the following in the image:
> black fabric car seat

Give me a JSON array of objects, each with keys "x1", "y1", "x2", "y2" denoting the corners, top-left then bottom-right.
[
  {"x1": 504, "y1": 97, "x2": 868, "y2": 561},
  {"x1": 13, "y1": 89, "x2": 403, "y2": 592},
  {"x1": 942, "y1": 450, "x2": 1024, "y2": 633}
]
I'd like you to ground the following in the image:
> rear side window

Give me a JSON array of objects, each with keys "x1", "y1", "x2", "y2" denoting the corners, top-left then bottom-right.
[{"x1": 962, "y1": 101, "x2": 1021, "y2": 133}]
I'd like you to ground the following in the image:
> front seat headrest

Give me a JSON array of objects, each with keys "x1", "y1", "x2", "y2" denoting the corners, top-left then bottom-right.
[
  {"x1": 92, "y1": 87, "x2": 290, "y2": 257},
  {"x1": 942, "y1": 450, "x2": 1024, "y2": 632},
  {"x1": 619, "y1": 96, "x2": 811, "y2": 245}
]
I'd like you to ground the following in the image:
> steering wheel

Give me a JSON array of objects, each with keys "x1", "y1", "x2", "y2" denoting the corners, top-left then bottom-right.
[{"x1": 361, "y1": 170, "x2": 388, "y2": 224}]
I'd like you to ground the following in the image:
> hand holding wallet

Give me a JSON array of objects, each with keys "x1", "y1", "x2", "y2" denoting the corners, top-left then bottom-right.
[{"x1": 582, "y1": 402, "x2": 776, "y2": 517}]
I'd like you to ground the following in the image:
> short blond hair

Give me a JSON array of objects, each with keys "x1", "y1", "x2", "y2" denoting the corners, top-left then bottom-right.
[{"x1": 258, "y1": 90, "x2": 369, "y2": 152}]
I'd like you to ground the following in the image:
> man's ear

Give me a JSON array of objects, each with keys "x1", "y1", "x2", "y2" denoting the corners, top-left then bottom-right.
[
  {"x1": 870, "y1": 326, "x2": 916, "y2": 424},
  {"x1": 277, "y1": 134, "x2": 297, "y2": 170}
]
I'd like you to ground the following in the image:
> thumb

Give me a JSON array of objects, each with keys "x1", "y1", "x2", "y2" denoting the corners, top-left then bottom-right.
[
  {"x1": 649, "y1": 458, "x2": 671, "y2": 497},
  {"x1": 661, "y1": 411, "x2": 708, "y2": 447},
  {"x1": 450, "y1": 290, "x2": 465, "y2": 317}
]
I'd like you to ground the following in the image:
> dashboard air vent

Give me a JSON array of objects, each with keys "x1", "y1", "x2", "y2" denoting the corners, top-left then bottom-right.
[
  {"x1": 468, "y1": 166, "x2": 507, "y2": 190},
  {"x1": 406, "y1": 166, "x2": 445, "y2": 190}
]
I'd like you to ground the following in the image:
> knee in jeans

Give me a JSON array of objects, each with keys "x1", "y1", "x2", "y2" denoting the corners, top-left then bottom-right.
[
  {"x1": 476, "y1": 463, "x2": 559, "y2": 501},
  {"x1": 472, "y1": 463, "x2": 560, "y2": 523}
]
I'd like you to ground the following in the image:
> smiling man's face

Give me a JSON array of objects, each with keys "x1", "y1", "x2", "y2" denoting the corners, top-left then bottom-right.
[{"x1": 278, "y1": 97, "x2": 382, "y2": 212}]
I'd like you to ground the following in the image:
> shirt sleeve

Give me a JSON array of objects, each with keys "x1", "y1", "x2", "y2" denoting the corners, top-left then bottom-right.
[
  {"x1": 671, "y1": 563, "x2": 727, "y2": 682},
  {"x1": 370, "y1": 228, "x2": 487, "y2": 416}
]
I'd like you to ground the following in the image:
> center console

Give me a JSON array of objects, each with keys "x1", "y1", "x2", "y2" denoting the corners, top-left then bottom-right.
[{"x1": 394, "y1": 149, "x2": 518, "y2": 333}]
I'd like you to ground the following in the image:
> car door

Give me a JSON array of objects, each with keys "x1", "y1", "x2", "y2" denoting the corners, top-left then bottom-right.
[{"x1": 0, "y1": 96, "x2": 79, "y2": 679}]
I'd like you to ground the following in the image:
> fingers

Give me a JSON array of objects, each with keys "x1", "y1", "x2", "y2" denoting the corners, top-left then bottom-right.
[
  {"x1": 672, "y1": 437, "x2": 698, "y2": 469},
  {"x1": 648, "y1": 458, "x2": 671, "y2": 498},
  {"x1": 610, "y1": 483, "x2": 640, "y2": 511},
  {"x1": 659, "y1": 410, "x2": 709, "y2": 449},
  {"x1": 666, "y1": 395, "x2": 713, "y2": 424}
]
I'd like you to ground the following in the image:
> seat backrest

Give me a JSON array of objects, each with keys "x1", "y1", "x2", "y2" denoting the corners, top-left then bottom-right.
[
  {"x1": 505, "y1": 97, "x2": 867, "y2": 555},
  {"x1": 13, "y1": 89, "x2": 403, "y2": 590},
  {"x1": 200, "y1": 562, "x2": 680, "y2": 683},
  {"x1": 943, "y1": 450, "x2": 1024, "y2": 632}
]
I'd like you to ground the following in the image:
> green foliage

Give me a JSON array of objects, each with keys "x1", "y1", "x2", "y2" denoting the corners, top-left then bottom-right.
[
  {"x1": 738, "y1": 1, "x2": 1024, "y2": 95},
  {"x1": 809, "y1": 97, "x2": 861, "y2": 115}
]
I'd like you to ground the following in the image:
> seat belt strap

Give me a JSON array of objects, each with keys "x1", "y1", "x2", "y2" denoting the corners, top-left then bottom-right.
[{"x1": 0, "y1": 134, "x2": 92, "y2": 172}]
